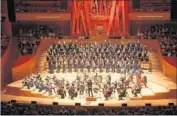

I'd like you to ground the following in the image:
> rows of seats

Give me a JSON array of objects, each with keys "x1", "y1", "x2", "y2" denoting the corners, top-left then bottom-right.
[{"x1": 1, "y1": 102, "x2": 176, "y2": 115}]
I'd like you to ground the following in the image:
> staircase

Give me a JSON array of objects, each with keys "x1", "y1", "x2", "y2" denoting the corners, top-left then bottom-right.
[
  {"x1": 35, "y1": 51, "x2": 47, "y2": 73},
  {"x1": 149, "y1": 51, "x2": 162, "y2": 72},
  {"x1": 34, "y1": 39, "x2": 57, "y2": 73}
]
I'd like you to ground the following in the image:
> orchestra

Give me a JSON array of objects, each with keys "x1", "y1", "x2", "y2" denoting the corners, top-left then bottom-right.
[
  {"x1": 22, "y1": 71, "x2": 146, "y2": 100},
  {"x1": 22, "y1": 41, "x2": 149, "y2": 100}
]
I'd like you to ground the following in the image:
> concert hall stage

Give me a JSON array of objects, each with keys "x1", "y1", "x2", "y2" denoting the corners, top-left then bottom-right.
[{"x1": 1, "y1": 37, "x2": 177, "y2": 107}]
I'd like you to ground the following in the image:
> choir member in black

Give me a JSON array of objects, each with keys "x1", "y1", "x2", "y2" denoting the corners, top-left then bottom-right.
[{"x1": 49, "y1": 61, "x2": 55, "y2": 73}]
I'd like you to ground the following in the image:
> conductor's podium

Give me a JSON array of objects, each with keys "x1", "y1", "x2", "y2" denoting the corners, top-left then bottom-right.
[{"x1": 86, "y1": 97, "x2": 97, "y2": 101}]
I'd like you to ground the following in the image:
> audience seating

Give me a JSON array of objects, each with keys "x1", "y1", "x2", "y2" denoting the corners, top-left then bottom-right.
[
  {"x1": 1, "y1": 102, "x2": 177, "y2": 115},
  {"x1": 137, "y1": 24, "x2": 177, "y2": 57}
]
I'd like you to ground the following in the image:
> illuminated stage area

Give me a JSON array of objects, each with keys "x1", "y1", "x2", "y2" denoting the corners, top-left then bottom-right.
[
  {"x1": 1, "y1": 38, "x2": 177, "y2": 107},
  {"x1": 1, "y1": 0, "x2": 177, "y2": 115}
]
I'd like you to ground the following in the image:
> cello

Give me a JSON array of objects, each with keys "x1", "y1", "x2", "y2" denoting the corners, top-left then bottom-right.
[{"x1": 104, "y1": 87, "x2": 113, "y2": 100}]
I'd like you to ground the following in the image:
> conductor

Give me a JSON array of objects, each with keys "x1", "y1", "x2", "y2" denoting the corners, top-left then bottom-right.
[{"x1": 87, "y1": 80, "x2": 93, "y2": 97}]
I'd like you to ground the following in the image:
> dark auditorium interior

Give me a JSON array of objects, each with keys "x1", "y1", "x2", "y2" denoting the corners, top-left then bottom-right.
[{"x1": 1, "y1": 0, "x2": 177, "y2": 115}]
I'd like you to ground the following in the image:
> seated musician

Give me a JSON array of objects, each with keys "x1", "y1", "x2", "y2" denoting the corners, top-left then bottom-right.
[
  {"x1": 57, "y1": 85, "x2": 66, "y2": 99},
  {"x1": 104, "y1": 86, "x2": 113, "y2": 100},
  {"x1": 68, "y1": 85, "x2": 77, "y2": 100},
  {"x1": 22, "y1": 77, "x2": 31, "y2": 89}
]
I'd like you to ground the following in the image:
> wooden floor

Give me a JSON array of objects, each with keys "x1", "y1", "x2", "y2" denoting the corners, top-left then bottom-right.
[{"x1": 1, "y1": 37, "x2": 177, "y2": 106}]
